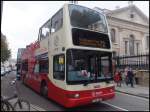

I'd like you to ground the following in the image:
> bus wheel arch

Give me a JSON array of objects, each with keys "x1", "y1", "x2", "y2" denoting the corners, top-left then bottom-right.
[{"x1": 40, "y1": 80, "x2": 48, "y2": 98}]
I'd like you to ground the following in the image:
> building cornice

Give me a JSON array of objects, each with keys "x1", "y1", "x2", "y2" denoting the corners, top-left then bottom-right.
[
  {"x1": 107, "y1": 16, "x2": 149, "y2": 28},
  {"x1": 107, "y1": 16, "x2": 149, "y2": 33},
  {"x1": 106, "y1": 5, "x2": 149, "y2": 23}
]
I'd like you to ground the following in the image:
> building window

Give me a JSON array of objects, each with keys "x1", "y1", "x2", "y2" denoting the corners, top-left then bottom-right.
[
  {"x1": 94, "y1": 24, "x2": 98, "y2": 30},
  {"x1": 146, "y1": 36, "x2": 149, "y2": 49},
  {"x1": 111, "y1": 29, "x2": 116, "y2": 42},
  {"x1": 112, "y1": 51, "x2": 117, "y2": 57},
  {"x1": 125, "y1": 41, "x2": 128, "y2": 54},
  {"x1": 53, "y1": 54, "x2": 65, "y2": 80},
  {"x1": 130, "y1": 13, "x2": 134, "y2": 18},
  {"x1": 129, "y1": 34, "x2": 135, "y2": 55},
  {"x1": 136, "y1": 43, "x2": 139, "y2": 55}
]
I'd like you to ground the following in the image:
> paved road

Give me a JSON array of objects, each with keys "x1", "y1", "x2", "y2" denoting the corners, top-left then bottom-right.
[{"x1": 1, "y1": 71, "x2": 149, "y2": 111}]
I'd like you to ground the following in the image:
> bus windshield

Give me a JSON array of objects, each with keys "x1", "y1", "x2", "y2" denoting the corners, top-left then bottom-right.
[
  {"x1": 66, "y1": 49, "x2": 113, "y2": 84},
  {"x1": 69, "y1": 4, "x2": 108, "y2": 33}
]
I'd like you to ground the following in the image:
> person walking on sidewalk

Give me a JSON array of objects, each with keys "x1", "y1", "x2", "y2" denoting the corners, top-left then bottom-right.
[
  {"x1": 118, "y1": 70, "x2": 122, "y2": 87},
  {"x1": 127, "y1": 67, "x2": 134, "y2": 87},
  {"x1": 124, "y1": 67, "x2": 129, "y2": 86},
  {"x1": 114, "y1": 70, "x2": 122, "y2": 87}
]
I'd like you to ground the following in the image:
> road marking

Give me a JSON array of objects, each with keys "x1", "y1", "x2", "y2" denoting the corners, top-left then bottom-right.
[
  {"x1": 116, "y1": 92, "x2": 149, "y2": 101},
  {"x1": 102, "y1": 102, "x2": 129, "y2": 111},
  {"x1": 30, "y1": 104, "x2": 46, "y2": 111}
]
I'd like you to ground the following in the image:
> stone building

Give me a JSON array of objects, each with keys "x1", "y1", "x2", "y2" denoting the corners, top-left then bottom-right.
[
  {"x1": 94, "y1": 4, "x2": 149, "y2": 57},
  {"x1": 95, "y1": 5, "x2": 149, "y2": 86}
]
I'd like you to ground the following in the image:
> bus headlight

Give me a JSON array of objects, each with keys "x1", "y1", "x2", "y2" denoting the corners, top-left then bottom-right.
[
  {"x1": 67, "y1": 93, "x2": 80, "y2": 98},
  {"x1": 74, "y1": 93, "x2": 80, "y2": 98},
  {"x1": 110, "y1": 89, "x2": 114, "y2": 92}
]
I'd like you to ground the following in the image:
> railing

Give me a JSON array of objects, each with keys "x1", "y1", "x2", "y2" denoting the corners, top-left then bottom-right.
[{"x1": 113, "y1": 53, "x2": 149, "y2": 70}]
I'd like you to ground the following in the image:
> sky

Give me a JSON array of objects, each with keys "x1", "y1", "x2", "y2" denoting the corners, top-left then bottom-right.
[{"x1": 1, "y1": 1, "x2": 149, "y2": 59}]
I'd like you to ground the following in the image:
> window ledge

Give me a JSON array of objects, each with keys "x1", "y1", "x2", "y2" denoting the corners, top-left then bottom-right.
[{"x1": 112, "y1": 42, "x2": 118, "y2": 45}]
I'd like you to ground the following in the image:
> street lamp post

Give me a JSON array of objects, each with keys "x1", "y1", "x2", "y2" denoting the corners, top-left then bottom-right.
[{"x1": 1, "y1": 1, "x2": 3, "y2": 22}]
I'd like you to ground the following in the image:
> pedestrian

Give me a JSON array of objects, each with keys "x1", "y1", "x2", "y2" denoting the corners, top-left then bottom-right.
[
  {"x1": 122, "y1": 70, "x2": 126, "y2": 84},
  {"x1": 114, "y1": 70, "x2": 122, "y2": 87},
  {"x1": 134, "y1": 68, "x2": 138, "y2": 85},
  {"x1": 127, "y1": 67, "x2": 134, "y2": 87},
  {"x1": 118, "y1": 70, "x2": 122, "y2": 87},
  {"x1": 124, "y1": 67, "x2": 129, "y2": 86}
]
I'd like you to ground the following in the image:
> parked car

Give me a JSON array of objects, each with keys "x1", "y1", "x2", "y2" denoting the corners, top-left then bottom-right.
[
  {"x1": 1, "y1": 69, "x2": 6, "y2": 76},
  {"x1": 5, "y1": 68, "x2": 9, "y2": 74},
  {"x1": 5, "y1": 67, "x2": 11, "y2": 73}
]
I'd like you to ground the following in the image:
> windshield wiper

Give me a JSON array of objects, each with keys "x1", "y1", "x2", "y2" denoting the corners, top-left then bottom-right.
[
  {"x1": 83, "y1": 77, "x2": 92, "y2": 86},
  {"x1": 83, "y1": 80, "x2": 91, "y2": 86},
  {"x1": 83, "y1": 80, "x2": 90, "y2": 86}
]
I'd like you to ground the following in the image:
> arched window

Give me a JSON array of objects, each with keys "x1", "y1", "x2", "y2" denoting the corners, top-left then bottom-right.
[
  {"x1": 129, "y1": 34, "x2": 135, "y2": 55},
  {"x1": 111, "y1": 29, "x2": 116, "y2": 42}
]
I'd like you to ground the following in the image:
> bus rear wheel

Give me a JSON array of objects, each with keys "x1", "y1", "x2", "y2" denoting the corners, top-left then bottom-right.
[{"x1": 41, "y1": 82, "x2": 48, "y2": 98}]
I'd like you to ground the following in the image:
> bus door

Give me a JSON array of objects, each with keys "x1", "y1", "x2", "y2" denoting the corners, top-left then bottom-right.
[
  {"x1": 52, "y1": 54, "x2": 65, "y2": 93},
  {"x1": 89, "y1": 56, "x2": 98, "y2": 79}
]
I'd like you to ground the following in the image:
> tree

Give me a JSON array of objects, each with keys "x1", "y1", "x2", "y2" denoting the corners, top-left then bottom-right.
[{"x1": 1, "y1": 33, "x2": 11, "y2": 63}]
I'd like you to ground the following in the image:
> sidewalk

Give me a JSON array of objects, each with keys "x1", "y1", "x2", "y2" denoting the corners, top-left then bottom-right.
[{"x1": 115, "y1": 83, "x2": 149, "y2": 99}]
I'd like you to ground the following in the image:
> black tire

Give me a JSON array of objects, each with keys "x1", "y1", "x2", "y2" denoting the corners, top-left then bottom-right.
[
  {"x1": 40, "y1": 82, "x2": 48, "y2": 98},
  {"x1": 1, "y1": 100, "x2": 14, "y2": 111},
  {"x1": 13, "y1": 99, "x2": 30, "y2": 111}
]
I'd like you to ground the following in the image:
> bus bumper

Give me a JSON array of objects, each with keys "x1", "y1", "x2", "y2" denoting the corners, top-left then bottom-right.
[{"x1": 65, "y1": 90, "x2": 115, "y2": 108}]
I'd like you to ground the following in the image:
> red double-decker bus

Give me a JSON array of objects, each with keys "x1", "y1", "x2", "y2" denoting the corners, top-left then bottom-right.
[{"x1": 20, "y1": 4, "x2": 115, "y2": 108}]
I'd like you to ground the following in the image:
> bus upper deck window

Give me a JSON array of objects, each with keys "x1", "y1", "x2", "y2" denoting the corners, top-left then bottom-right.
[
  {"x1": 69, "y1": 5, "x2": 108, "y2": 33},
  {"x1": 51, "y1": 9, "x2": 63, "y2": 33},
  {"x1": 39, "y1": 19, "x2": 51, "y2": 41}
]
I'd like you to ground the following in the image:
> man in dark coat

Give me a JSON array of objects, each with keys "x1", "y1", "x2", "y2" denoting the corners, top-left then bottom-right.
[{"x1": 127, "y1": 68, "x2": 134, "y2": 87}]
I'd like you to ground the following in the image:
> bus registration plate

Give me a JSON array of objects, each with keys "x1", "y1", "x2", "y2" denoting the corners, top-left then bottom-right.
[{"x1": 92, "y1": 98, "x2": 102, "y2": 103}]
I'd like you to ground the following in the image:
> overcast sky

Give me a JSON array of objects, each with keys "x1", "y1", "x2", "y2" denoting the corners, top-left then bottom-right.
[{"x1": 1, "y1": 1, "x2": 149, "y2": 59}]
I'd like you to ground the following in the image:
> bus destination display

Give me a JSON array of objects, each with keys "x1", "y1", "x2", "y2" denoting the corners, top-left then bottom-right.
[
  {"x1": 72, "y1": 28, "x2": 110, "y2": 49},
  {"x1": 79, "y1": 38, "x2": 106, "y2": 48}
]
